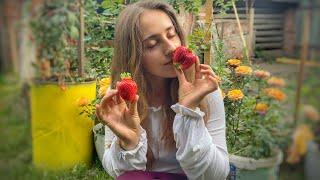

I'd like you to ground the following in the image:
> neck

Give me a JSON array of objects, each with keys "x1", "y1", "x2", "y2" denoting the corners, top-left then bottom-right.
[{"x1": 146, "y1": 74, "x2": 170, "y2": 107}]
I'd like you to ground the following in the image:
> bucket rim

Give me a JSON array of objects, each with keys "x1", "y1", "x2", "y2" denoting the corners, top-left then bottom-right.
[{"x1": 229, "y1": 149, "x2": 283, "y2": 170}]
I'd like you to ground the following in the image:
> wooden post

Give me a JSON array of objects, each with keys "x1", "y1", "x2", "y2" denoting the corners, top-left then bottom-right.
[
  {"x1": 0, "y1": 3, "x2": 8, "y2": 73},
  {"x1": 78, "y1": 0, "x2": 84, "y2": 78},
  {"x1": 294, "y1": 8, "x2": 311, "y2": 125},
  {"x1": 232, "y1": 0, "x2": 250, "y2": 64},
  {"x1": 4, "y1": 0, "x2": 20, "y2": 74},
  {"x1": 204, "y1": 0, "x2": 213, "y2": 65},
  {"x1": 248, "y1": 8, "x2": 254, "y2": 59}
]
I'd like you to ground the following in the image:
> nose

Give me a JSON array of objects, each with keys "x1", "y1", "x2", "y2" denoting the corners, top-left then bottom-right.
[{"x1": 163, "y1": 39, "x2": 176, "y2": 57}]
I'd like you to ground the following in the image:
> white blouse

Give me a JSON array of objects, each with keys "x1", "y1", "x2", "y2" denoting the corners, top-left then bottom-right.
[{"x1": 102, "y1": 89, "x2": 230, "y2": 180}]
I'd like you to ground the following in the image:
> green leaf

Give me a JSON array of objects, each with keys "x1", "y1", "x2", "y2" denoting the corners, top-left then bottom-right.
[
  {"x1": 67, "y1": 12, "x2": 77, "y2": 24},
  {"x1": 70, "y1": 26, "x2": 79, "y2": 39},
  {"x1": 96, "y1": 47, "x2": 109, "y2": 52}
]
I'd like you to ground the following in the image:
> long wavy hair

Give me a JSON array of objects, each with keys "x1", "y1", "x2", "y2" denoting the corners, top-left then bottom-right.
[{"x1": 110, "y1": 0, "x2": 209, "y2": 169}]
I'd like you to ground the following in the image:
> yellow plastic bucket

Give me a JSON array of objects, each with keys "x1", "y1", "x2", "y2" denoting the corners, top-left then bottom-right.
[{"x1": 30, "y1": 81, "x2": 96, "y2": 170}]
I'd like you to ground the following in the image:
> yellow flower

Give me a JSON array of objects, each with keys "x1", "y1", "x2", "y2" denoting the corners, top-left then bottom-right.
[
  {"x1": 254, "y1": 103, "x2": 268, "y2": 115},
  {"x1": 267, "y1": 77, "x2": 286, "y2": 87},
  {"x1": 77, "y1": 97, "x2": 89, "y2": 107},
  {"x1": 98, "y1": 77, "x2": 111, "y2": 97},
  {"x1": 235, "y1": 66, "x2": 252, "y2": 76},
  {"x1": 227, "y1": 89, "x2": 244, "y2": 101},
  {"x1": 294, "y1": 124, "x2": 314, "y2": 155},
  {"x1": 286, "y1": 145, "x2": 301, "y2": 164},
  {"x1": 303, "y1": 104, "x2": 320, "y2": 122},
  {"x1": 227, "y1": 59, "x2": 241, "y2": 68},
  {"x1": 253, "y1": 70, "x2": 271, "y2": 79},
  {"x1": 287, "y1": 124, "x2": 314, "y2": 164},
  {"x1": 264, "y1": 88, "x2": 286, "y2": 101}
]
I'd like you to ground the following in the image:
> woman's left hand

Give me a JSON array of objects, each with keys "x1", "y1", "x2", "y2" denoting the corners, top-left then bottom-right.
[{"x1": 174, "y1": 57, "x2": 220, "y2": 109}]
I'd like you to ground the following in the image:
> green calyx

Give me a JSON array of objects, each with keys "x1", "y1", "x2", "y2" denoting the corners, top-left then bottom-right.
[
  {"x1": 174, "y1": 63, "x2": 181, "y2": 70},
  {"x1": 120, "y1": 72, "x2": 132, "y2": 79}
]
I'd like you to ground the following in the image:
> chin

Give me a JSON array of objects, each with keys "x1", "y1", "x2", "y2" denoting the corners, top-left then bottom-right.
[
  {"x1": 153, "y1": 70, "x2": 177, "y2": 78},
  {"x1": 162, "y1": 68, "x2": 177, "y2": 78}
]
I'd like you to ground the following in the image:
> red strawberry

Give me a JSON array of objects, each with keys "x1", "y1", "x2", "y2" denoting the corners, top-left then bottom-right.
[
  {"x1": 172, "y1": 46, "x2": 196, "y2": 70},
  {"x1": 117, "y1": 72, "x2": 138, "y2": 102}
]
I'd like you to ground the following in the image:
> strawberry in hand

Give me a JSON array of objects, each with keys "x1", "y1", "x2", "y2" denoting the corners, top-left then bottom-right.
[
  {"x1": 116, "y1": 72, "x2": 138, "y2": 102},
  {"x1": 172, "y1": 46, "x2": 197, "y2": 70},
  {"x1": 96, "y1": 72, "x2": 140, "y2": 150}
]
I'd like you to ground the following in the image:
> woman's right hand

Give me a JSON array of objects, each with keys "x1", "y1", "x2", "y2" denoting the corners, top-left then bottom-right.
[{"x1": 96, "y1": 89, "x2": 141, "y2": 150}]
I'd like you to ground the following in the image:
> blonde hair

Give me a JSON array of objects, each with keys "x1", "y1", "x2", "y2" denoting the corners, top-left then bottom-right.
[{"x1": 110, "y1": 0, "x2": 208, "y2": 169}]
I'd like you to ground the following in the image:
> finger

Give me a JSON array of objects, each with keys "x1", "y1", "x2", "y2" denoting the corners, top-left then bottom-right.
[
  {"x1": 200, "y1": 64, "x2": 215, "y2": 73},
  {"x1": 101, "y1": 89, "x2": 118, "y2": 107},
  {"x1": 173, "y1": 66, "x2": 187, "y2": 84},
  {"x1": 195, "y1": 57, "x2": 201, "y2": 79},
  {"x1": 115, "y1": 92, "x2": 125, "y2": 106},
  {"x1": 199, "y1": 64, "x2": 221, "y2": 83},
  {"x1": 95, "y1": 105, "x2": 104, "y2": 124},
  {"x1": 214, "y1": 75, "x2": 222, "y2": 84},
  {"x1": 128, "y1": 95, "x2": 139, "y2": 116},
  {"x1": 200, "y1": 69, "x2": 215, "y2": 77},
  {"x1": 207, "y1": 75, "x2": 219, "y2": 86},
  {"x1": 203, "y1": 72, "x2": 221, "y2": 84}
]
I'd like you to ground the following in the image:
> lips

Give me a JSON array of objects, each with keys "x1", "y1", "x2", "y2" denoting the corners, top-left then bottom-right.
[{"x1": 164, "y1": 61, "x2": 173, "y2": 65}]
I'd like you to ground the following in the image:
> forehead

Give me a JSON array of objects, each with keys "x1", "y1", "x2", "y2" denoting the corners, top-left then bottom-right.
[{"x1": 139, "y1": 9, "x2": 174, "y2": 38}]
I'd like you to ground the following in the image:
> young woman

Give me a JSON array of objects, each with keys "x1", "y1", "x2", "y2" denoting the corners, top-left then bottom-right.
[{"x1": 95, "y1": 0, "x2": 229, "y2": 179}]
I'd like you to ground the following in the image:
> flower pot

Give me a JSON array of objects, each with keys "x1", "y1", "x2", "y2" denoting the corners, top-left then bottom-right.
[
  {"x1": 30, "y1": 81, "x2": 96, "y2": 170},
  {"x1": 93, "y1": 123, "x2": 105, "y2": 162},
  {"x1": 305, "y1": 141, "x2": 320, "y2": 180},
  {"x1": 228, "y1": 150, "x2": 283, "y2": 180}
]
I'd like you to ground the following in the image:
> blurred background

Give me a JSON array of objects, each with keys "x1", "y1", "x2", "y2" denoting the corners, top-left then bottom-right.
[{"x1": 0, "y1": 0, "x2": 319, "y2": 179}]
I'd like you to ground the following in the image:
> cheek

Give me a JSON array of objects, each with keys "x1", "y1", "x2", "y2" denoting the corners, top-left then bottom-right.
[{"x1": 142, "y1": 54, "x2": 156, "y2": 70}]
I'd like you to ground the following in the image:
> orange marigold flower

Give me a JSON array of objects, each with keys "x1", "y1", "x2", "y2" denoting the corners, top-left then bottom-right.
[
  {"x1": 254, "y1": 103, "x2": 268, "y2": 115},
  {"x1": 60, "y1": 84, "x2": 67, "y2": 91},
  {"x1": 227, "y1": 89, "x2": 244, "y2": 101},
  {"x1": 253, "y1": 70, "x2": 271, "y2": 79},
  {"x1": 77, "y1": 97, "x2": 89, "y2": 107},
  {"x1": 267, "y1": 77, "x2": 286, "y2": 87},
  {"x1": 98, "y1": 77, "x2": 111, "y2": 97},
  {"x1": 264, "y1": 88, "x2": 286, "y2": 101},
  {"x1": 235, "y1": 65, "x2": 252, "y2": 76},
  {"x1": 227, "y1": 59, "x2": 241, "y2": 68}
]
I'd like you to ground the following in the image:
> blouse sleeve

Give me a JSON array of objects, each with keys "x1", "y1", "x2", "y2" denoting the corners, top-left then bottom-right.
[
  {"x1": 101, "y1": 125, "x2": 148, "y2": 178},
  {"x1": 170, "y1": 88, "x2": 229, "y2": 180}
]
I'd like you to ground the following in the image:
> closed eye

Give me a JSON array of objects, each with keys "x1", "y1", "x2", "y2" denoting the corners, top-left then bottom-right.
[
  {"x1": 145, "y1": 39, "x2": 158, "y2": 49},
  {"x1": 167, "y1": 29, "x2": 176, "y2": 39}
]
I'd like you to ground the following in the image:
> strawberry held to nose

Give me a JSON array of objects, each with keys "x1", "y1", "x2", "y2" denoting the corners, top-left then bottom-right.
[
  {"x1": 117, "y1": 72, "x2": 138, "y2": 102},
  {"x1": 172, "y1": 46, "x2": 197, "y2": 70}
]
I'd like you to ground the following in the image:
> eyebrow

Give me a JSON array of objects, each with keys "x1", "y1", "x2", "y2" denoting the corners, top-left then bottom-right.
[{"x1": 142, "y1": 26, "x2": 174, "y2": 42}]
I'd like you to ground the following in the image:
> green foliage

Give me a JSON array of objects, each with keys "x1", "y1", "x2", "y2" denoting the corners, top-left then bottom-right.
[
  {"x1": 214, "y1": 41, "x2": 290, "y2": 159},
  {"x1": 214, "y1": 0, "x2": 234, "y2": 15},
  {"x1": 30, "y1": 0, "x2": 79, "y2": 80},
  {"x1": 187, "y1": 26, "x2": 210, "y2": 55},
  {"x1": 84, "y1": 0, "x2": 124, "y2": 79},
  {"x1": 166, "y1": 0, "x2": 204, "y2": 14},
  {"x1": 212, "y1": 39, "x2": 226, "y2": 74}
]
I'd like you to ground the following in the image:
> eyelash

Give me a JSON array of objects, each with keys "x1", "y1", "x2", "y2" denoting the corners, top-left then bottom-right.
[
  {"x1": 147, "y1": 31, "x2": 177, "y2": 49},
  {"x1": 168, "y1": 31, "x2": 176, "y2": 38}
]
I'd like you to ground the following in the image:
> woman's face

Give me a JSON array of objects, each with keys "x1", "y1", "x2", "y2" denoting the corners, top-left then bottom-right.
[{"x1": 139, "y1": 9, "x2": 181, "y2": 78}]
